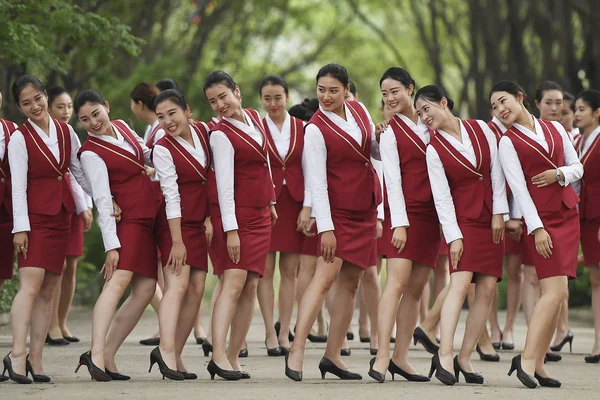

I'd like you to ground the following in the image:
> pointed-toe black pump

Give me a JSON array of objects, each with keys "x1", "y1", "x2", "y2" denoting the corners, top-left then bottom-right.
[
  {"x1": 428, "y1": 353, "x2": 456, "y2": 386},
  {"x1": 25, "y1": 356, "x2": 51, "y2": 383},
  {"x1": 413, "y1": 327, "x2": 439, "y2": 354},
  {"x1": 207, "y1": 360, "x2": 242, "y2": 381},
  {"x1": 388, "y1": 360, "x2": 430, "y2": 382},
  {"x1": 148, "y1": 347, "x2": 184, "y2": 381},
  {"x1": 453, "y1": 356, "x2": 483, "y2": 384},
  {"x1": 3, "y1": 353, "x2": 32, "y2": 384},
  {"x1": 75, "y1": 351, "x2": 111, "y2": 382},
  {"x1": 507, "y1": 355, "x2": 537, "y2": 389},
  {"x1": 318, "y1": 357, "x2": 362, "y2": 380}
]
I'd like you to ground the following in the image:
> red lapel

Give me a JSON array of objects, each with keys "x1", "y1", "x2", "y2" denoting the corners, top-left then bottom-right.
[
  {"x1": 346, "y1": 102, "x2": 369, "y2": 151},
  {"x1": 462, "y1": 120, "x2": 483, "y2": 171},
  {"x1": 580, "y1": 132, "x2": 600, "y2": 168},
  {"x1": 316, "y1": 109, "x2": 369, "y2": 160},
  {"x1": 391, "y1": 114, "x2": 427, "y2": 155},
  {"x1": 22, "y1": 119, "x2": 66, "y2": 172}
]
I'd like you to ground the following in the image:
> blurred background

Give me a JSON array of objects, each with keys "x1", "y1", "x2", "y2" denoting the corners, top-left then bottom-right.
[{"x1": 0, "y1": 0, "x2": 596, "y2": 310}]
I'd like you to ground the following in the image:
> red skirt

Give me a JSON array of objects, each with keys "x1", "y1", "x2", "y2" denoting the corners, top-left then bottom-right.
[
  {"x1": 158, "y1": 219, "x2": 208, "y2": 271},
  {"x1": 582, "y1": 218, "x2": 600, "y2": 265},
  {"x1": 438, "y1": 237, "x2": 448, "y2": 256},
  {"x1": 217, "y1": 206, "x2": 271, "y2": 276},
  {"x1": 445, "y1": 220, "x2": 504, "y2": 279},
  {"x1": 524, "y1": 206, "x2": 579, "y2": 279},
  {"x1": 66, "y1": 213, "x2": 84, "y2": 257},
  {"x1": 116, "y1": 218, "x2": 158, "y2": 279},
  {"x1": 317, "y1": 207, "x2": 377, "y2": 269},
  {"x1": 301, "y1": 226, "x2": 318, "y2": 256},
  {"x1": 377, "y1": 209, "x2": 392, "y2": 257},
  {"x1": 18, "y1": 208, "x2": 71, "y2": 275},
  {"x1": 505, "y1": 236, "x2": 521, "y2": 255},
  {"x1": 0, "y1": 205, "x2": 14, "y2": 279},
  {"x1": 270, "y1": 185, "x2": 303, "y2": 253},
  {"x1": 208, "y1": 203, "x2": 227, "y2": 274}
]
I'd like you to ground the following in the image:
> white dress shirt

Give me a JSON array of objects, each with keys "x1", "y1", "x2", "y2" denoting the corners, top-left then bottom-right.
[
  {"x1": 210, "y1": 110, "x2": 273, "y2": 232},
  {"x1": 499, "y1": 119, "x2": 583, "y2": 234},
  {"x1": 265, "y1": 113, "x2": 292, "y2": 160},
  {"x1": 380, "y1": 113, "x2": 430, "y2": 229},
  {"x1": 8, "y1": 117, "x2": 91, "y2": 233},
  {"x1": 80, "y1": 121, "x2": 152, "y2": 252},
  {"x1": 304, "y1": 102, "x2": 382, "y2": 233},
  {"x1": 143, "y1": 120, "x2": 165, "y2": 145},
  {"x1": 491, "y1": 116, "x2": 508, "y2": 134},
  {"x1": 426, "y1": 119, "x2": 508, "y2": 244},
  {"x1": 153, "y1": 124, "x2": 208, "y2": 220},
  {"x1": 0, "y1": 120, "x2": 18, "y2": 160}
]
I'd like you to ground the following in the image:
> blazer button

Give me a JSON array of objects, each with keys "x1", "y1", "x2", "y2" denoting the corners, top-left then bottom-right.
[
  {"x1": 282, "y1": 166, "x2": 286, "y2": 171},
  {"x1": 478, "y1": 177, "x2": 483, "y2": 181},
  {"x1": 141, "y1": 170, "x2": 146, "y2": 175},
  {"x1": 0, "y1": 178, "x2": 5, "y2": 183},
  {"x1": 263, "y1": 163, "x2": 268, "y2": 167},
  {"x1": 57, "y1": 176, "x2": 63, "y2": 181},
  {"x1": 201, "y1": 181, "x2": 207, "y2": 185},
  {"x1": 365, "y1": 162, "x2": 370, "y2": 167}
]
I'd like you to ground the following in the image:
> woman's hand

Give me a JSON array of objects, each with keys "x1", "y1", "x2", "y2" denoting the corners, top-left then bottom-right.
[
  {"x1": 14, "y1": 232, "x2": 28, "y2": 259},
  {"x1": 491, "y1": 214, "x2": 505, "y2": 244},
  {"x1": 321, "y1": 231, "x2": 337, "y2": 263},
  {"x1": 531, "y1": 169, "x2": 558, "y2": 187},
  {"x1": 204, "y1": 217, "x2": 213, "y2": 247},
  {"x1": 533, "y1": 228, "x2": 553, "y2": 258},
  {"x1": 144, "y1": 166, "x2": 156, "y2": 177},
  {"x1": 167, "y1": 240, "x2": 187, "y2": 275},
  {"x1": 111, "y1": 199, "x2": 122, "y2": 223},
  {"x1": 297, "y1": 206, "x2": 311, "y2": 233},
  {"x1": 375, "y1": 120, "x2": 390, "y2": 140},
  {"x1": 303, "y1": 218, "x2": 316, "y2": 237},
  {"x1": 101, "y1": 249, "x2": 119, "y2": 281},
  {"x1": 375, "y1": 219, "x2": 383, "y2": 240},
  {"x1": 392, "y1": 226, "x2": 407, "y2": 253},
  {"x1": 505, "y1": 219, "x2": 523, "y2": 241},
  {"x1": 82, "y1": 209, "x2": 94, "y2": 232},
  {"x1": 227, "y1": 230, "x2": 241, "y2": 264},
  {"x1": 270, "y1": 205, "x2": 278, "y2": 227},
  {"x1": 449, "y1": 239, "x2": 463, "y2": 270}
]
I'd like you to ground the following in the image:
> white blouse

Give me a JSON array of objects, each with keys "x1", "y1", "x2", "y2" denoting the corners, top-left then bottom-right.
[
  {"x1": 426, "y1": 119, "x2": 509, "y2": 244},
  {"x1": 8, "y1": 117, "x2": 91, "y2": 233},
  {"x1": 0, "y1": 120, "x2": 18, "y2": 160},
  {"x1": 80, "y1": 121, "x2": 152, "y2": 252},
  {"x1": 209, "y1": 110, "x2": 274, "y2": 233},
  {"x1": 304, "y1": 102, "x2": 383, "y2": 234},
  {"x1": 153, "y1": 123, "x2": 208, "y2": 220},
  {"x1": 380, "y1": 113, "x2": 430, "y2": 229},
  {"x1": 499, "y1": 119, "x2": 583, "y2": 234}
]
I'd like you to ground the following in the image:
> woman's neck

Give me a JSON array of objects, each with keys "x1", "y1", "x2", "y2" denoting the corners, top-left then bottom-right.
[
  {"x1": 332, "y1": 103, "x2": 346, "y2": 120},
  {"x1": 143, "y1": 112, "x2": 157, "y2": 125},
  {"x1": 439, "y1": 114, "x2": 460, "y2": 137},
  {"x1": 33, "y1": 113, "x2": 51, "y2": 135},
  {"x1": 269, "y1": 111, "x2": 286, "y2": 128},
  {"x1": 180, "y1": 124, "x2": 195, "y2": 146},
  {"x1": 100, "y1": 123, "x2": 117, "y2": 138},
  {"x1": 400, "y1": 106, "x2": 418, "y2": 124},
  {"x1": 583, "y1": 123, "x2": 599, "y2": 137},
  {"x1": 230, "y1": 107, "x2": 246, "y2": 124},
  {"x1": 515, "y1": 108, "x2": 534, "y2": 131}
]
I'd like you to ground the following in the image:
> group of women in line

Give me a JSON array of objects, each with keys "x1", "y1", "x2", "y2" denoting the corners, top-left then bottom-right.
[{"x1": 0, "y1": 62, "x2": 598, "y2": 390}]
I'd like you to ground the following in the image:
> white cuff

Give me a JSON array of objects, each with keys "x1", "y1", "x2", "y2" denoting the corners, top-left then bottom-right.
[
  {"x1": 316, "y1": 217, "x2": 334, "y2": 234},
  {"x1": 12, "y1": 216, "x2": 31, "y2": 233}
]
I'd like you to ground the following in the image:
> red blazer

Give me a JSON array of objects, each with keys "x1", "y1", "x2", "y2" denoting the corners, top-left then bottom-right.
[
  {"x1": 575, "y1": 133, "x2": 600, "y2": 220},
  {"x1": 0, "y1": 119, "x2": 17, "y2": 213}
]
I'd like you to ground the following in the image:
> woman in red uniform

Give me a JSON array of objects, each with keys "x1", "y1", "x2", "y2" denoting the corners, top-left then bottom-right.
[
  {"x1": 257, "y1": 75, "x2": 309, "y2": 356},
  {"x1": 205, "y1": 71, "x2": 277, "y2": 380},
  {"x1": 369, "y1": 68, "x2": 440, "y2": 383},
  {"x1": 416, "y1": 85, "x2": 508, "y2": 386},
  {"x1": 74, "y1": 90, "x2": 159, "y2": 381},
  {"x1": 4, "y1": 76, "x2": 91, "y2": 384},
  {"x1": 152, "y1": 89, "x2": 212, "y2": 379},
  {"x1": 493, "y1": 80, "x2": 582, "y2": 388},
  {"x1": 45, "y1": 87, "x2": 94, "y2": 346},
  {"x1": 572, "y1": 90, "x2": 600, "y2": 363},
  {"x1": 285, "y1": 64, "x2": 382, "y2": 381}
]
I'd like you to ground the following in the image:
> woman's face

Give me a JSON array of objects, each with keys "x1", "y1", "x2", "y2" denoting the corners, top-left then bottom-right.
[
  {"x1": 205, "y1": 83, "x2": 241, "y2": 119},
  {"x1": 260, "y1": 84, "x2": 288, "y2": 120},
  {"x1": 490, "y1": 91, "x2": 524, "y2": 127},
  {"x1": 536, "y1": 90, "x2": 563, "y2": 121},
  {"x1": 77, "y1": 101, "x2": 112, "y2": 136},
  {"x1": 381, "y1": 78, "x2": 413, "y2": 115},
  {"x1": 155, "y1": 99, "x2": 190, "y2": 138},
  {"x1": 574, "y1": 98, "x2": 600, "y2": 131},
  {"x1": 560, "y1": 100, "x2": 575, "y2": 132},
  {"x1": 415, "y1": 97, "x2": 449, "y2": 130},
  {"x1": 317, "y1": 75, "x2": 348, "y2": 113},
  {"x1": 17, "y1": 84, "x2": 49, "y2": 124},
  {"x1": 49, "y1": 93, "x2": 73, "y2": 123}
]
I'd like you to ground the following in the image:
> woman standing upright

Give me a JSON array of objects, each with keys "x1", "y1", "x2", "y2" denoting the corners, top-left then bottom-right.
[
  {"x1": 416, "y1": 85, "x2": 508, "y2": 386},
  {"x1": 285, "y1": 64, "x2": 382, "y2": 381},
  {"x1": 368, "y1": 68, "x2": 440, "y2": 383},
  {"x1": 257, "y1": 75, "x2": 309, "y2": 356},
  {"x1": 492, "y1": 81, "x2": 582, "y2": 388},
  {"x1": 571, "y1": 90, "x2": 600, "y2": 363},
  {"x1": 205, "y1": 71, "x2": 277, "y2": 380},
  {"x1": 4, "y1": 76, "x2": 90, "y2": 384}
]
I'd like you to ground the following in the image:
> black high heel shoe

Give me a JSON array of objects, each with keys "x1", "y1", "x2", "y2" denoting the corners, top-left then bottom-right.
[
  {"x1": 0, "y1": 375, "x2": 7, "y2": 382},
  {"x1": 195, "y1": 336, "x2": 206, "y2": 345},
  {"x1": 25, "y1": 355, "x2": 50, "y2": 383},
  {"x1": 549, "y1": 331, "x2": 574, "y2": 353},
  {"x1": 284, "y1": 353, "x2": 302, "y2": 381},
  {"x1": 3, "y1": 353, "x2": 32, "y2": 384},
  {"x1": 239, "y1": 348, "x2": 249, "y2": 358},
  {"x1": 491, "y1": 331, "x2": 502, "y2": 350},
  {"x1": 139, "y1": 337, "x2": 160, "y2": 346},
  {"x1": 275, "y1": 322, "x2": 295, "y2": 342},
  {"x1": 413, "y1": 327, "x2": 439, "y2": 354},
  {"x1": 585, "y1": 354, "x2": 600, "y2": 363},
  {"x1": 207, "y1": 360, "x2": 242, "y2": 381},
  {"x1": 265, "y1": 339, "x2": 282, "y2": 357},
  {"x1": 75, "y1": 351, "x2": 111, "y2": 382},
  {"x1": 427, "y1": 353, "x2": 456, "y2": 386},
  {"x1": 239, "y1": 371, "x2": 251, "y2": 379},
  {"x1": 340, "y1": 348, "x2": 351, "y2": 356},
  {"x1": 388, "y1": 360, "x2": 429, "y2": 382},
  {"x1": 370, "y1": 348, "x2": 378, "y2": 356},
  {"x1": 507, "y1": 354, "x2": 537, "y2": 389},
  {"x1": 534, "y1": 372, "x2": 561, "y2": 388},
  {"x1": 360, "y1": 336, "x2": 371, "y2": 343},
  {"x1": 453, "y1": 356, "x2": 483, "y2": 384},
  {"x1": 475, "y1": 345, "x2": 500, "y2": 362},
  {"x1": 106, "y1": 369, "x2": 131, "y2": 380},
  {"x1": 148, "y1": 347, "x2": 184, "y2": 381},
  {"x1": 318, "y1": 357, "x2": 362, "y2": 380},
  {"x1": 544, "y1": 352, "x2": 562, "y2": 362},
  {"x1": 202, "y1": 341, "x2": 212, "y2": 357},
  {"x1": 368, "y1": 357, "x2": 385, "y2": 383},
  {"x1": 346, "y1": 331, "x2": 354, "y2": 340},
  {"x1": 178, "y1": 371, "x2": 198, "y2": 380},
  {"x1": 45, "y1": 334, "x2": 70, "y2": 346}
]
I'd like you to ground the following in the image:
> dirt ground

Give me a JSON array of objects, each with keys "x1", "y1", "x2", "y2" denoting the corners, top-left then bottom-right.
[{"x1": 0, "y1": 308, "x2": 599, "y2": 400}]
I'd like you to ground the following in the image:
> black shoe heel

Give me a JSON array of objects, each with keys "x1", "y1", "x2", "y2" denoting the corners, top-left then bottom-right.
[
  {"x1": 368, "y1": 357, "x2": 385, "y2": 383},
  {"x1": 413, "y1": 327, "x2": 439, "y2": 354},
  {"x1": 388, "y1": 360, "x2": 430, "y2": 382},
  {"x1": 507, "y1": 355, "x2": 537, "y2": 389},
  {"x1": 75, "y1": 351, "x2": 111, "y2": 382},
  {"x1": 318, "y1": 357, "x2": 362, "y2": 380},
  {"x1": 149, "y1": 347, "x2": 184, "y2": 380},
  {"x1": 207, "y1": 359, "x2": 242, "y2": 381},
  {"x1": 3, "y1": 353, "x2": 32, "y2": 384},
  {"x1": 453, "y1": 356, "x2": 483, "y2": 384},
  {"x1": 428, "y1": 353, "x2": 457, "y2": 386},
  {"x1": 476, "y1": 345, "x2": 500, "y2": 362},
  {"x1": 202, "y1": 341, "x2": 212, "y2": 357},
  {"x1": 25, "y1": 355, "x2": 51, "y2": 383},
  {"x1": 534, "y1": 372, "x2": 561, "y2": 388},
  {"x1": 284, "y1": 353, "x2": 302, "y2": 381},
  {"x1": 549, "y1": 331, "x2": 573, "y2": 353}
]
